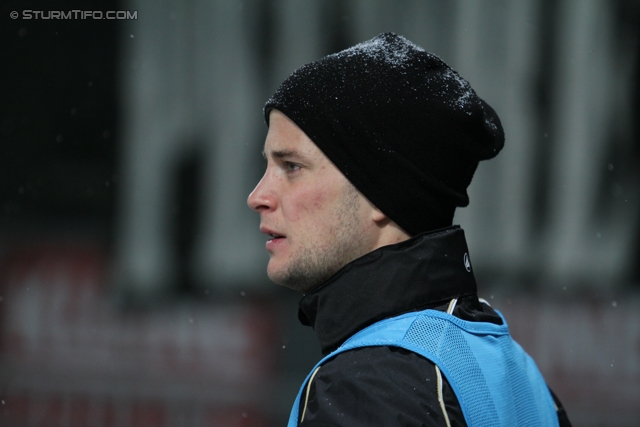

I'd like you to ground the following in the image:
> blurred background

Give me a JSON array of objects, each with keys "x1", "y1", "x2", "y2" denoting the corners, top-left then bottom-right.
[{"x1": 1, "y1": 0, "x2": 639, "y2": 426}]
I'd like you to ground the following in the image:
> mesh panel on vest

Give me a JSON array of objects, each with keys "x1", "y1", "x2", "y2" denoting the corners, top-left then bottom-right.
[
  {"x1": 288, "y1": 310, "x2": 558, "y2": 427},
  {"x1": 404, "y1": 315, "x2": 500, "y2": 425},
  {"x1": 500, "y1": 335, "x2": 548, "y2": 425}
]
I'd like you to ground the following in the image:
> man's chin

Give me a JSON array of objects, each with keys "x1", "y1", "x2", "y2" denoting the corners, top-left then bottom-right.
[
  {"x1": 268, "y1": 269, "x2": 297, "y2": 290},
  {"x1": 268, "y1": 266, "x2": 314, "y2": 293}
]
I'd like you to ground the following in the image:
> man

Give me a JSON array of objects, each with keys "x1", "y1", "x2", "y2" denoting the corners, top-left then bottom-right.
[{"x1": 248, "y1": 33, "x2": 571, "y2": 427}]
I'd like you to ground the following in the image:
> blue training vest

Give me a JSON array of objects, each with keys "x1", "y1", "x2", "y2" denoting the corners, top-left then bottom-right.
[{"x1": 288, "y1": 308, "x2": 558, "y2": 427}]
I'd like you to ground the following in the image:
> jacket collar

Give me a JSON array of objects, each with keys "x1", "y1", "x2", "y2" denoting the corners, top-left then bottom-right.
[{"x1": 298, "y1": 226, "x2": 478, "y2": 355}]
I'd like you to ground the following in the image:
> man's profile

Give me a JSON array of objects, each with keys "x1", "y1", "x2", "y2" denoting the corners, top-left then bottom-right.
[{"x1": 248, "y1": 33, "x2": 571, "y2": 427}]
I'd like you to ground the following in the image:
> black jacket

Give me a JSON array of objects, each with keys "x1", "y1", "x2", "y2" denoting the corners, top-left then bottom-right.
[{"x1": 295, "y1": 226, "x2": 572, "y2": 426}]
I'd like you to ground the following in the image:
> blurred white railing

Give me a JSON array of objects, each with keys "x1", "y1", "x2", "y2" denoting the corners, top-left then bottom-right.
[{"x1": 115, "y1": 0, "x2": 638, "y2": 295}]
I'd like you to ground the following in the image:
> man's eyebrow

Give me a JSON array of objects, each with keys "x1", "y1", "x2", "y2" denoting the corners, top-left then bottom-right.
[{"x1": 263, "y1": 148, "x2": 307, "y2": 160}]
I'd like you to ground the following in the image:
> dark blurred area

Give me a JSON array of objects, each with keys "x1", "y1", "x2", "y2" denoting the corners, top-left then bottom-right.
[
  {"x1": 2, "y1": 0, "x2": 118, "y2": 234},
  {"x1": 1, "y1": 0, "x2": 639, "y2": 426}
]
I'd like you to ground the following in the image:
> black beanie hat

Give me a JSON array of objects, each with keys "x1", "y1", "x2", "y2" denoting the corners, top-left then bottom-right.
[{"x1": 264, "y1": 32, "x2": 504, "y2": 236}]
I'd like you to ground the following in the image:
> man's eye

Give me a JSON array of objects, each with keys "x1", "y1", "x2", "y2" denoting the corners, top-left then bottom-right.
[{"x1": 285, "y1": 162, "x2": 300, "y2": 173}]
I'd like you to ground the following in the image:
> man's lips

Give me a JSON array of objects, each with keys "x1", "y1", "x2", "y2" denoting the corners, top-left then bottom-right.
[
  {"x1": 260, "y1": 226, "x2": 286, "y2": 242},
  {"x1": 263, "y1": 230, "x2": 286, "y2": 252}
]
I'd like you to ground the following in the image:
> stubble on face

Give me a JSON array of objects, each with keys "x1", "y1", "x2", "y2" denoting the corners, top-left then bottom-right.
[{"x1": 268, "y1": 181, "x2": 369, "y2": 293}]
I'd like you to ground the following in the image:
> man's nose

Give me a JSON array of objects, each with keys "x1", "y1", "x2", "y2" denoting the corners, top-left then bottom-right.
[{"x1": 247, "y1": 174, "x2": 275, "y2": 213}]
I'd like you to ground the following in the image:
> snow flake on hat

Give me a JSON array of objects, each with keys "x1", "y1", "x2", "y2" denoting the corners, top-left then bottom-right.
[
  {"x1": 442, "y1": 68, "x2": 474, "y2": 113},
  {"x1": 331, "y1": 32, "x2": 435, "y2": 69}
]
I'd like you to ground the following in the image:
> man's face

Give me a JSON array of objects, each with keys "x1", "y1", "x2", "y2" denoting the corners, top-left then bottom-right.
[{"x1": 248, "y1": 110, "x2": 379, "y2": 292}]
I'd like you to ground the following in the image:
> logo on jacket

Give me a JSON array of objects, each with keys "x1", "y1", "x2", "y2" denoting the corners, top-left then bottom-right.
[{"x1": 463, "y1": 253, "x2": 471, "y2": 272}]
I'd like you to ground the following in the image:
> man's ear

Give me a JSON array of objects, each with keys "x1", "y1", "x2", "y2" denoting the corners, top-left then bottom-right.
[
  {"x1": 361, "y1": 193, "x2": 395, "y2": 229},
  {"x1": 369, "y1": 204, "x2": 412, "y2": 244},
  {"x1": 371, "y1": 205, "x2": 388, "y2": 224},
  {"x1": 363, "y1": 197, "x2": 411, "y2": 244}
]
